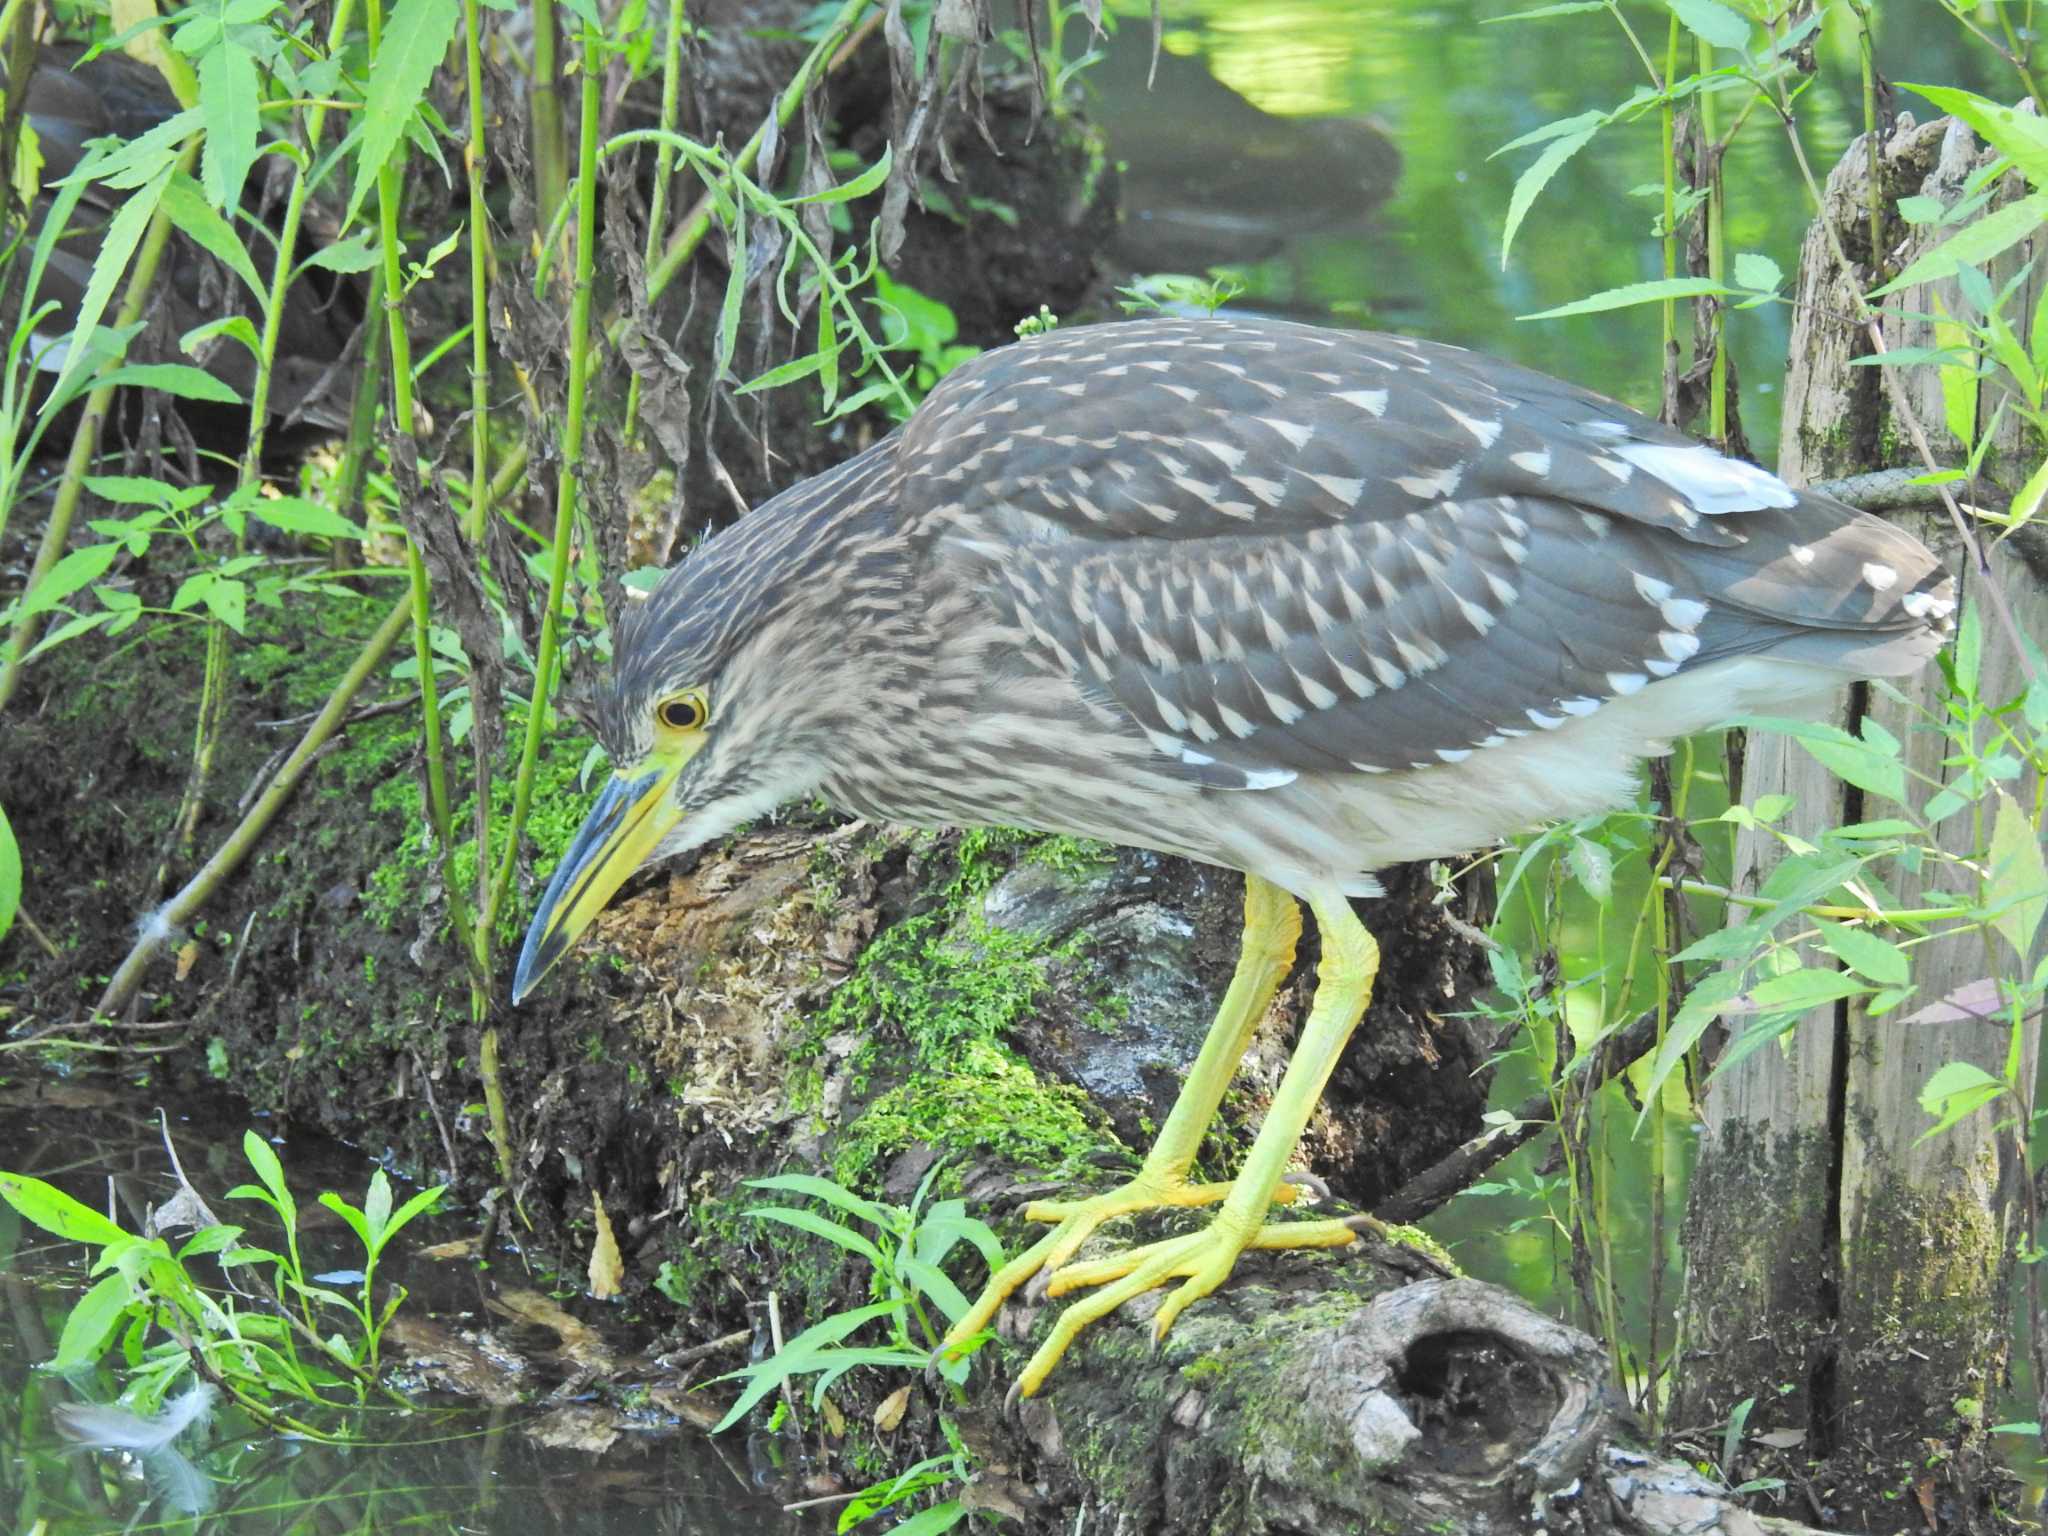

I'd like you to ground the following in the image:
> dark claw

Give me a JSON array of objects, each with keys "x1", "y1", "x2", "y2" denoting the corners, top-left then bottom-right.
[{"x1": 1003, "y1": 1377, "x2": 1027, "y2": 1422}]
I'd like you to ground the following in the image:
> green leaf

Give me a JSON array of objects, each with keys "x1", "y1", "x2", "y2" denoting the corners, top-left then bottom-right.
[
  {"x1": 300, "y1": 232, "x2": 381, "y2": 274},
  {"x1": 240, "y1": 1130, "x2": 294, "y2": 1219},
  {"x1": 1916, "y1": 1060, "x2": 2005, "y2": 1140},
  {"x1": 1520, "y1": 276, "x2": 1731, "y2": 321},
  {"x1": 793, "y1": 145, "x2": 892, "y2": 205},
  {"x1": 0, "y1": 803, "x2": 17, "y2": 946},
  {"x1": 1876, "y1": 194, "x2": 2048, "y2": 297},
  {"x1": 744, "y1": 1206, "x2": 887, "y2": 1269},
  {"x1": 1901, "y1": 85, "x2": 2048, "y2": 193},
  {"x1": 709, "y1": 1299, "x2": 905, "y2": 1431},
  {"x1": 251, "y1": 497, "x2": 368, "y2": 540},
  {"x1": 46, "y1": 166, "x2": 173, "y2": 412},
  {"x1": 96, "y1": 363, "x2": 243, "y2": 405},
  {"x1": 199, "y1": 41, "x2": 261, "y2": 212},
  {"x1": 18, "y1": 543, "x2": 122, "y2": 619},
  {"x1": 1987, "y1": 791, "x2": 2046, "y2": 963},
  {"x1": 1734, "y1": 252, "x2": 1782, "y2": 293},
  {"x1": 1816, "y1": 921, "x2": 1911, "y2": 987},
  {"x1": 162, "y1": 171, "x2": 266, "y2": 303},
  {"x1": 346, "y1": 0, "x2": 461, "y2": 230},
  {"x1": 0, "y1": 1172, "x2": 133, "y2": 1246},
  {"x1": 1635, "y1": 968, "x2": 1746, "y2": 1115},
  {"x1": 744, "y1": 1173, "x2": 891, "y2": 1228},
  {"x1": 885, "y1": 1502, "x2": 967, "y2": 1536},
  {"x1": 734, "y1": 350, "x2": 830, "y2": 397},
  {"x1": 1896, "y1": 194, "x2": 1945, "y2": 225},
  {"x1": 54, "y1": 1271, "x2": 136, "y2": 1371},
  {"x1": 1745, "y1": 967, "x2": 1870, "y2": 1013},
  {"x1": 182, "y1": 315, "x2": 262, "y2": 357},
  {"x1": 1745, "y1": 716, "x2": 1905, "y2": 804},
  {"x1": 1482, "y1": 2, "x2": 1606, "y2": 20},
  {"x1": 1498, "y1": 111, "x2": 1605, "y2": 269},
  {"x1": 1567, "y1": 834, "x2": 1614, "y2": 907},
  {"x1": 1670, "y1": 0, "x2": 1752, "y2": 51},
  {"x1": 320, "y1": 1190, "x2": 372, "y2": 1251}
]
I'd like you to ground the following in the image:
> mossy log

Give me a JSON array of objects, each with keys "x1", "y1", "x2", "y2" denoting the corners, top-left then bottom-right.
[{"x1": 1675, "y1": 113, "x2": 2047, "y2": 1531}]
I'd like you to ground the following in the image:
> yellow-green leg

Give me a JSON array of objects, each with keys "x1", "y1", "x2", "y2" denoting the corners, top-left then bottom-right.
[
  {"x1": 940, "y1": 874, "x2": 1303, "y2": 1352},
  {"x1": 1012, "y1": 887, "x2": 1380, "y2": 1398}
]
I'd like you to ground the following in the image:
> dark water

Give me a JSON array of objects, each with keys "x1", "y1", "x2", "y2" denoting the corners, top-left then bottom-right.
[
  {"x1": 5, "y1": 3, "x2": 2024, "y2": 1530},
  {"x1": 0, "y1": 1089, "x2": 813, "y2": 1534}
]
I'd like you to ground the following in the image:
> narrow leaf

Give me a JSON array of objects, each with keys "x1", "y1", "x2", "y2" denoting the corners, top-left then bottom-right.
[
  {"x1": 1499, "y1": 113, "x2": 1604, "y2": 269},
  {"x1": 47, "y1": 167, "x2": 173, "y2": 411},
  {"x1": 198, "y1": 42, "x2": 260, "y2": 212},
  {"x1": 1520, "y1": 277, "x2": 1731, "y2": 321},
  {"x1": 1872, "y1": 193, "x2": 2048, "y2": 298},
  {"x1": 162, "y1": 172, "x2": 266, "y2": 302},
  {"x1": 346, "y1": 0, "x2": 462, "y2": 230},
  {"x1": 96, "y1": 363, "x2": 243, "y2": 405}
]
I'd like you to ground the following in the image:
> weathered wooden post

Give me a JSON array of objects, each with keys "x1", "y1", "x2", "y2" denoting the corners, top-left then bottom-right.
[{"x1": 1675, "y1": 114, "x2": 2047, "y2": 1528}]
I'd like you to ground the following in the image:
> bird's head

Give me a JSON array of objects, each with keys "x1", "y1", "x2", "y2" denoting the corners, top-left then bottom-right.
[{"x1": 510, "y1": 506, "x2": 881, "y2": 1004}]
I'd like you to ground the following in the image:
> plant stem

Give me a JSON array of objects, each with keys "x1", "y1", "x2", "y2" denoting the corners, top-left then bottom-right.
[
  {"x1": 366, "y1": 0, "x2": 481, "y2": 979},
  {"x1": 482, "y1": 12, "x2": 606, "y2": 947},
  {"x1": 622, "y1": 0, "x2": 691, "y2": 444},
  {"x1": 167, "y1": 0, "x2": 361, "y2": 868},
  {"x1": 461, "y1": 0, "x2": 492, "y2": 543},
  {"x1": 529, "y1": 0, "x2": 569, "y2": 232},
  {"x1": 95, "y1": 600, "x2": 412, "y2": 1017},
  {"x1": 0, "y1": 138, "x2": 201, "y2": 713},
  {"x1": 1660, "y1": 12, "x2": 1680, "y2": 417},
  {"x1": 1697, "y1": 36, "x2": 1727, "y2": 447},
  {"x1": 641, "y1": 0, "x2": 878, "y2": 309}
]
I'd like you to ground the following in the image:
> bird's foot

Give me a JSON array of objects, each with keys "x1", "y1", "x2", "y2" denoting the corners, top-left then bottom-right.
[
  {"x1": 937, "y1": 1172, "x2": 1304, "y2": 1360},
  {"x1": 1013, "y1": 1214, "x2": 1357, "y2": 1398}
]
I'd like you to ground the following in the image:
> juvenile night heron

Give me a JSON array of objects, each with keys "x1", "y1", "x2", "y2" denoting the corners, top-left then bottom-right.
[{"x1": 513, "y1": 315, "x2": 1952, "y2": 1396}]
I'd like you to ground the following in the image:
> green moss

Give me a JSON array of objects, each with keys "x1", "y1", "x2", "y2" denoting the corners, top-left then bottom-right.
[
  {"x1": 801, "y1": 829, "x2": 1126, "y2": 1191},
  {"x1": 832, "y1": 1037, "x2": 1101, "y2": 1185}
]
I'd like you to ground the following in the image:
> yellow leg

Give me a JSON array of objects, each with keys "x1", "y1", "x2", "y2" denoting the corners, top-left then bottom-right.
[
  {"x1": 940, "y1": 874, "x2": 1303, "y2": 1352},
  {"x1": 1012, "y1": 887, "x2": 1381, "y2": 1398}
]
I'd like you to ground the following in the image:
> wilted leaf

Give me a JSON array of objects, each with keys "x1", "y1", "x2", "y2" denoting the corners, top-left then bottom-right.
[
  {"x1": 874, "y1": 1383, "x2": 911, "y2": 1432},
  {"x1": 588, "y1": 1189, "x2": 623, "y2": 1299}
]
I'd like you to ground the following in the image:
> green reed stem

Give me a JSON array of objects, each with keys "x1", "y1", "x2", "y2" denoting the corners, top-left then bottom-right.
[
  {"x1": 461, "y1": 0, "x2": 492, "y2": 544},
  {"x1": 530, "y1": 0, "x2": 569, "y2": 233},
  {"x1": 366, "y1": 0, "x2": 480, "y2": 982},
  {"x1": 483, "y1": 13, "x2": 606, "y2": 949}
]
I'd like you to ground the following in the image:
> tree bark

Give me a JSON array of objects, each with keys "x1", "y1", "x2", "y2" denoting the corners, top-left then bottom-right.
[{"x1": 1675, "y1": 113, "x2": 2047, "y2": 1531}]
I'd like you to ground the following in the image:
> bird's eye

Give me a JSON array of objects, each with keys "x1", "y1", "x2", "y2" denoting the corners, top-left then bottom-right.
[{"x1": 657, "y1": 693, "x2": 707, "y2": 731}]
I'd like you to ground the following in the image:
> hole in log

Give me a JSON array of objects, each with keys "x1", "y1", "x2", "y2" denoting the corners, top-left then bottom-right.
[{"x1": 1394, "y1": 1328, "x2": 1560, "y2": 1477}]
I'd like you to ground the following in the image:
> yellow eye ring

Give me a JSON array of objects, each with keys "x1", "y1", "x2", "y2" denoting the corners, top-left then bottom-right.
[{"x1": 657, "y1": 694, "x2": 707, "y2": 731}]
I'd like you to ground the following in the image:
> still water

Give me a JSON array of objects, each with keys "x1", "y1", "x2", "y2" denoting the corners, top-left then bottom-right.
[{"x1": 3, "y1": 2, "x2": 2011, "y2": 1531}]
